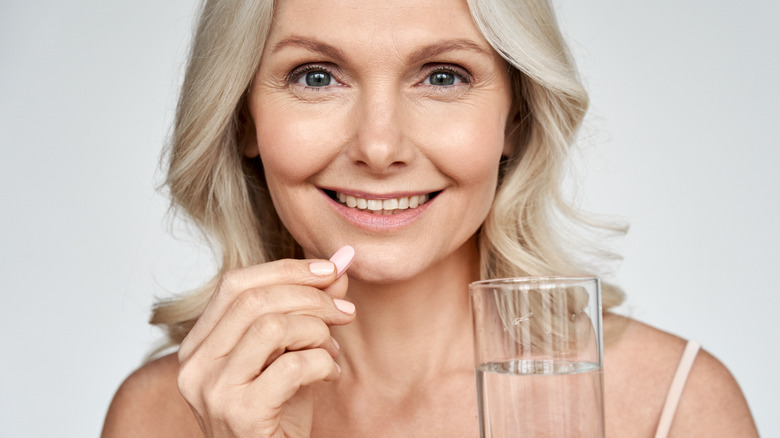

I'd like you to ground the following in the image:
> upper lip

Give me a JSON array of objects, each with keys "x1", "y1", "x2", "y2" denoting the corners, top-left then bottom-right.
[{"x1": 321, "y1": 188, "x2": 440, "y2": 199}]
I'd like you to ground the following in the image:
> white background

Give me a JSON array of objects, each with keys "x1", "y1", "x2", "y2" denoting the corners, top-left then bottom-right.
[{"x1": 1, "y1": 0, "x2": 777, "y2": 436}]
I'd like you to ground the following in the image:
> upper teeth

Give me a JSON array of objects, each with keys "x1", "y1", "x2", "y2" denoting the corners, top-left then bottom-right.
[{"x1": 337, "y1": 192, "x2": 430, "y2": 211}]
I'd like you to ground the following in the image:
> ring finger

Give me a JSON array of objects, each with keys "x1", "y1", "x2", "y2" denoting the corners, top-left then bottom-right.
[{"x1": 217, "y1": 313, "x2": 338, "y2": 385}]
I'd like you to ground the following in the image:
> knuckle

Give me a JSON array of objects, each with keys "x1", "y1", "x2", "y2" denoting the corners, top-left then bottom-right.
[
  {"x1": 234, "y1": 288, "x2": 271, "y2": 314},
  {"x1": 200, "y1": 382, "x2": 224, "y2": 409},
  {"x1": 178, "y1": 332, "x2": 198, "y2": 362},
  {"x1": 177, "y1": 343, "x2": 190, "y2": 363},
  {"x1": 309, "y1": 349, "x2": 336, "y2": 379},
  {"x1": 311, "y1": 320, "x2": 331, "y2": 342},
  {"x1": 309, "y1": 348, "x2": 331, "y2": 366},
  {"x1": 176, "y1": 361, "x2": 200, "y2": 402},
  {"x1": 251, "y1": 313, "x2": 288, "y2": 342},
  {"x1": 277, "y1": 352, "x2": 305, "y2": 378},
  {"x1": 219, "y1": 269, "x2": 244, "y2": 295},
  {"x1": 209, "y1": 269, "x2": 246, "y2": 310},
  {"x1": 178, "y1": 361, "x2": 227, "y2": 416},
  {"x1": 278, "y1": 349, "x2": 333, "y2": 381}
]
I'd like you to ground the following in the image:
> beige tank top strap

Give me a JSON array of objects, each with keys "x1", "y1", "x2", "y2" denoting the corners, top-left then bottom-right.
[{"x1": 654, "y1": 340, "x2": 701, "y2": 438}]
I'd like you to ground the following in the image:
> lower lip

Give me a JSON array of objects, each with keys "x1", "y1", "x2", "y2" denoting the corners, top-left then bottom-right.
[{"x1": 322, "y1": 191, "x2": 437, "y2": 231}]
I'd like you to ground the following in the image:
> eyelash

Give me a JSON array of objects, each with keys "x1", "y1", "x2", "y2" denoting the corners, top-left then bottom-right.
[
  {"x1": 421, "y1": 65, "x2": 472, "y2": 86},
  {"x1": 287, "y1": 64, "x2": 339, "y2": 90},
  {"x1": 285, "y1": 63, "x2": 473, "y2": 89}
]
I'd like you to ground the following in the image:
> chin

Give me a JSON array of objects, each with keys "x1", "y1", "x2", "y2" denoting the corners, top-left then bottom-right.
[
  {"x1": 345, "y1": 238, "x2": 476, "y2": 287},
  {"x1": 326, "y1": 243, "x2": 422, "y2": 283}
]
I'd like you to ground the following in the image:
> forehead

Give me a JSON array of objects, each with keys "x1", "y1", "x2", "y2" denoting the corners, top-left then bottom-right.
[{"x1": 267, "y1": 0, "x2": 492, "y2": 54}]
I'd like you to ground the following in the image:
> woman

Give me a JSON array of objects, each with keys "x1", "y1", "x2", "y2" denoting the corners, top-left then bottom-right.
[{"x1": 102, "y1": 0, "x2": 758, "y2": 436}]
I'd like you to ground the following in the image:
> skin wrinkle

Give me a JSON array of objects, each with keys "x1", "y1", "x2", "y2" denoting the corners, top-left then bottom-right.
[
  {"x1": 271, "y1": 37, "x2": 497, "y2": 91},
  {"x1": 248, "y1": 0, "x2": 512, "y2": 286},
  {"x1": 103, "y1": 1, "x2": 759, "y2": 437},
  {"x1": 262, "y1": 58, "x2": 507, "y2": 172}
]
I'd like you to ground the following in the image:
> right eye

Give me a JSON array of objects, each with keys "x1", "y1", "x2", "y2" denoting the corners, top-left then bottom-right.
[{"x1": 289, "y1": 65, "x2": 343, "y2": 89}]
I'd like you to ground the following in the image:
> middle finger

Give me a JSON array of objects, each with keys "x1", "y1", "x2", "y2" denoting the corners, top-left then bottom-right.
[{"x1": 191, "y1": 284, "x2": 354, "y2": 361}]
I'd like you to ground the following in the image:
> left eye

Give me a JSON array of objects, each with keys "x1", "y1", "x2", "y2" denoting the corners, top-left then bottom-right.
[
  {"x1": 422, "y1": 70, "x2": 465, "y2": 86},
  {"x1": 301, "y1": 70, "x2": 332, "y2": 87}
]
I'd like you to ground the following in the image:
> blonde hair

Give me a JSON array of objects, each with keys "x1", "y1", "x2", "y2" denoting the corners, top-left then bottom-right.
[
  {"x1": 468, "y1": 0, "x2": 626, "y2": 304},
  {"x1": 151, "y1": 0, "x2": 625, "y2": 348}
]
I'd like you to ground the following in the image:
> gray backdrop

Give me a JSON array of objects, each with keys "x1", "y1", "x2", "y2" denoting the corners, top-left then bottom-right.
[{"x1": 1, "y1": 0, "x2": 777, "y2": 436}]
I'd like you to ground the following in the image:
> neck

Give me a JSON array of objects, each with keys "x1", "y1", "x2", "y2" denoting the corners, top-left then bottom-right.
[{"x1": 332, "y1": 237, "x2": 480, "y2": 386}]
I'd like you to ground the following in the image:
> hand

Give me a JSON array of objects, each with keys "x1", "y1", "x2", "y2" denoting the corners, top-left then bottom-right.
[{"x1": 177, "y1": 246, "x2": 356, "y2": 437}]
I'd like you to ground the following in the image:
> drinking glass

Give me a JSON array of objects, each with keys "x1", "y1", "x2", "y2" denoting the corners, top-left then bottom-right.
[{"x1": 470, "y1": 277, "x2": 604, "y2": 437}]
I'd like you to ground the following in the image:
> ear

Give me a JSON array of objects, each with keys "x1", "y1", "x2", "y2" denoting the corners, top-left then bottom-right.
[{"x1": 241, "y1": 114, "x2": 260, "y2": 158}]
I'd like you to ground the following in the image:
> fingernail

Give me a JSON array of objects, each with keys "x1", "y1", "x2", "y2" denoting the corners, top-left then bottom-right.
[
  {"x1": 309, "y1": 261, "x2": 335, "y2": 276},
  {"x1": 332, "y1": 337, "x2": 340, "y2": 350},
  {"x1": 329, "y1": 245, "x2": 355, "y2": 278},
  {"x1": 333, "y1": 298, "x2": 356, "y2": 315}
]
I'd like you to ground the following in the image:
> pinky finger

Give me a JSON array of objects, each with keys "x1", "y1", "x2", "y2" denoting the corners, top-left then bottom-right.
[{"x1": 251, "y1": 349, "x2": 341, "y2": 410}]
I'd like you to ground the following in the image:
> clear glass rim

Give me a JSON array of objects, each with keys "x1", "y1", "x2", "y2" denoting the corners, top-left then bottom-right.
[{"x1": 469, "y1": 275, "x2": 598, "y2": 289}]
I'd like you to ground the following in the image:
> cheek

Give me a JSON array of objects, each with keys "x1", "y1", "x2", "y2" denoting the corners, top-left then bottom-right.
[
  {"x1": 415, "y1": 109, "x2": 505, "y2": 231},
  {"x1": 418, "y1": 108, "x2": 506, "y2": 189},
  {"x1": 254, "y1": 103, "x2": 342, "y2": 186},
  {"x1": 251, "y1": 104, "x2": 343, "y2": 236}
]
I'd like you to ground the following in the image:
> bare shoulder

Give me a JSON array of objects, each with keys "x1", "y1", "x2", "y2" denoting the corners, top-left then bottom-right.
[
  {"x1": 668, "y1": 338, "x2": 759, "y2": 436},
  {"x1": 603, "y1": 313, "x2": 758, "y2": 437},
  {"x1": 101, "y1": 353, "x2": 203, "y2": 438}
]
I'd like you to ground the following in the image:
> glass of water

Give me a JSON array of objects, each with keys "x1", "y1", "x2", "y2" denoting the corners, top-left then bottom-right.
[{"x1": 470, "y1": 277, "x2": 604, "y2": 437}]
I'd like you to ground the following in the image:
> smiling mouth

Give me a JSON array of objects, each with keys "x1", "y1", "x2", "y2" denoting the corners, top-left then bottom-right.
[{"x1": 324, "y1": 190, "x2": 440, "y2": 215}]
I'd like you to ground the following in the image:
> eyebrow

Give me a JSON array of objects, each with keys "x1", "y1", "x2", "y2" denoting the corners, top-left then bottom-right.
[
  {"x1": 272, "y1": 37, "x2": 348, "y2": 63},
  {"x1": 271, "y1": 36, "x2": 494, "y2": 64},
  {"x1": 407, "y1": 39, "x2": 494, "y2": 64}
]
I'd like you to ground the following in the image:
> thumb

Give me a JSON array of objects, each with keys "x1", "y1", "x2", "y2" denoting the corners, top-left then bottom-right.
[
  {"x1": 324, "y1": 274, "x2": 349, "y2": 299},
  {"x1": 323, "y1": 245, "x2": 354, "y2": 299}
]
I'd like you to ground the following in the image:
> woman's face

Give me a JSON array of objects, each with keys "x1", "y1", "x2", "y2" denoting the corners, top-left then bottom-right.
[{"x1": 246, "y1": 0, "x2": 514, "y2": 283}]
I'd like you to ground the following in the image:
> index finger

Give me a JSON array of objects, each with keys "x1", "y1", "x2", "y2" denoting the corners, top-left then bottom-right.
[{"x1": 180, "y1": 246, "x2": 354, "y2": 361}]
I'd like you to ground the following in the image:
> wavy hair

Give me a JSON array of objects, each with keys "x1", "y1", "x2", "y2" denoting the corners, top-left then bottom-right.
[{"x1": 151, "y1": 0, "x2": 625, "y2": 348}]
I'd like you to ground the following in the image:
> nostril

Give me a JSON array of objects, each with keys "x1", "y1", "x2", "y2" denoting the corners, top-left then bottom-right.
[{"x1": 347, "y1": 126, "x2": 412, "y2": 173}]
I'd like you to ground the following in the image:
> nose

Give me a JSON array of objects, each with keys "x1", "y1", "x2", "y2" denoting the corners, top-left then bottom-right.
[{"x1": 346, "y1": 89, "x2": 414, "y2": 174}]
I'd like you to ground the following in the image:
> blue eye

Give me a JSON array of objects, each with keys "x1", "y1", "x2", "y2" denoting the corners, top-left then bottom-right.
[
  {"x1": 421, "y1": 67, "x2": 469, "y2": 87},
  {"x1": 304, "y1": 70, "x2": 332, "y2": 87},
  {"x1": 289, "y1": 65, "x2": 342, "y2": 89},
  {"x1": 429, "y1": 72, "x2": 456, "y2": 86}
]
